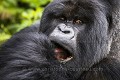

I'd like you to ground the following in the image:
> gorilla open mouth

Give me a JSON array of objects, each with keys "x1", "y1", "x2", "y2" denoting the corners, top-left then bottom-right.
[{"x1": 53, "y1": 42, "x2": 73, "y2": 63}]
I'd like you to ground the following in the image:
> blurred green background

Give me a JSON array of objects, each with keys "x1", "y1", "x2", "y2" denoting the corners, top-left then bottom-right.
[{"x1": 0, "y1": 0, "x2": 52, "y2": 45}]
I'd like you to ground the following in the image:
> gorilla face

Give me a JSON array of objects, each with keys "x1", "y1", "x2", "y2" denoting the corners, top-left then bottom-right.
[
  {"x1": 40, "y1": 0, "x2": 111, "y2": 69},
  {"x1": 0, "y1": 0, "x2": 120, "y2": 80}
]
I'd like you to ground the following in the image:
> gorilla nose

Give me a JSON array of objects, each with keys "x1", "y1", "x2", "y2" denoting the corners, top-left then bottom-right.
[
  {"x1": 58, "y1": 24, "x2": 74, "y2": 35},
  {"x1": 50, "y1": 23, "x2": 75, "y2": 40},
  {"x1": 58, "y1": 25, "x2": 70, "y2": 34}
]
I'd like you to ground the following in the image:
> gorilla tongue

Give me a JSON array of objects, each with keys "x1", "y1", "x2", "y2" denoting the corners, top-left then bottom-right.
[{"x1": 54, "y1": 48, "x2": 72, "y2": 61}]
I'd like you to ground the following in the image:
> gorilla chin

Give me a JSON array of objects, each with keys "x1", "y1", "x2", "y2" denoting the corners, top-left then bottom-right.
[{"x1": 0, "y1": 0, "x2": 120, "y2": 80}]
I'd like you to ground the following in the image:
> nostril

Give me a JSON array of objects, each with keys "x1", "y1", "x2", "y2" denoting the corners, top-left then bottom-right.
[
  {"x1": 62, "y1": 31, "x2": 70, "y2": 34},
  {"x1": 58, "y1": 27, "x2": 70, "y2": 34}
]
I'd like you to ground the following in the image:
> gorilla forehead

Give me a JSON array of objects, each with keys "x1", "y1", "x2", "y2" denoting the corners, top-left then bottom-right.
[
  {"x1": 46, "y1": 0, "x2": 109, "y2": 18},
  {"x1": 52, "y1": 0, "x2": 107, "y2": 9}
]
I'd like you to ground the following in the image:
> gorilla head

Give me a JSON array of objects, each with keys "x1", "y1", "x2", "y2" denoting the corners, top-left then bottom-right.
[{"x1": 38, "y1": 0, "x2": 114, "y2": 72}]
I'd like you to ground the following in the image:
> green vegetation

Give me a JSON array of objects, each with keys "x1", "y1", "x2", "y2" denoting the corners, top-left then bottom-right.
[{"x1": 0, "y1": 0, "x2": 52, "y2": 45}]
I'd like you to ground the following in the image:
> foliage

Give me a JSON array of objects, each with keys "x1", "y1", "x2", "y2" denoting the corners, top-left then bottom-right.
[{"x1": 0, "y1": 0, "x2": 52, "y2": 45}]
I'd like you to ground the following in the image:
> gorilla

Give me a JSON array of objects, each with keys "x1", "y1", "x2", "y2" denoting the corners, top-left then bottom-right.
[{"x1": 0, "y1": 0, "x2": 120, "y2": 80}]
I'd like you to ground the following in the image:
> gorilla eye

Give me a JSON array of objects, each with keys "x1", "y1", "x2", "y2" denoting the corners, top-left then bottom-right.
[
  {"x1": 74, "y1": 19, "x2": 82, "y2": 24},
  {"x1": 60, "y1": 17, "x2": 65, "y2": 20},
  {"x1": 59, "y1": 17, "x2": 66, "y2": 21}
]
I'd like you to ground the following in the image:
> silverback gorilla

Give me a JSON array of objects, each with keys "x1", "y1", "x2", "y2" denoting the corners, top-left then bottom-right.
[{"x1": 0, "y1": 0, "x2": 120, "y2": 80}]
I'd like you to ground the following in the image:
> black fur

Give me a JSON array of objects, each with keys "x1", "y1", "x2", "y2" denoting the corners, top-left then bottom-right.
[
  {"x1": 0, "y1": 0, "x2": 120, "y2": 80},
  {"x1": 0, "y1": 32, "x2": 68, "y2": 80}
]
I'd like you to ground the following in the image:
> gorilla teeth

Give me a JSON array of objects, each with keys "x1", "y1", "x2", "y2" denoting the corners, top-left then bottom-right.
[{"x1": 60, "y1": 57, "x2": 73, "y2": 63}]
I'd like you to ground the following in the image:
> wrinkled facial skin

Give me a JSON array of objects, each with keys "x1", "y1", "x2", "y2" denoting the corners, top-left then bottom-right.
[{"x1": 39, "y1": 0, "x2": 112, "y2": 78}]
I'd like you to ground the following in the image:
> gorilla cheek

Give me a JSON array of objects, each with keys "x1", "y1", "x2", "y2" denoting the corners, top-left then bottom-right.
[{"x1": 76, "y1": 27, "x2": 109, "y2": 68}]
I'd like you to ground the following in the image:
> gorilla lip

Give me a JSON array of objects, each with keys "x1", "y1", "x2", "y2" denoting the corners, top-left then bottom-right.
[{"x1": 53, "y1": 42, "x2": 73, "y2": 62}]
